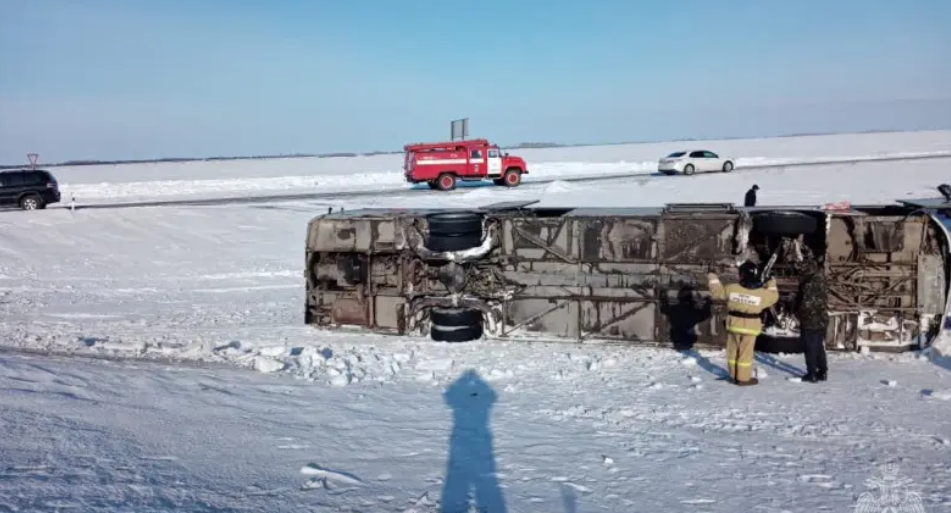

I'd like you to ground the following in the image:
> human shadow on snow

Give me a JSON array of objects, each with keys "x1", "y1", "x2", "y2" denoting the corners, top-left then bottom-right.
[
  {"x1": 754, "y1": 352, "x2": 805, "y2": 377},
  {"x1": 659, "y1": 286, "x2": 728, "y2": 378},
  {"x1": 440, "y1": 369, "x2": 507, "y2": 513},
  {"x1": 928, "y1": 347, "x2": 951, "y2": 374},
  {"x1": 927, "y1": 319, "x2": 951, "y2": 374},
  {"x1": 560, "y1": 483, "x2": 578, "y2": 513}
]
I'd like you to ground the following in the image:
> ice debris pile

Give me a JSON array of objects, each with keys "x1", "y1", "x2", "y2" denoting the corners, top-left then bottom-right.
[{"x1": 207, "y1": 337, "x2": 682, "y2": 388}]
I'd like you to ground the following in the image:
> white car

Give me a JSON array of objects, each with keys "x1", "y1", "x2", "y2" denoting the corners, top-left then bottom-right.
[{"x1": 658, "y1": 150, "x2": 735, "y2": 175}]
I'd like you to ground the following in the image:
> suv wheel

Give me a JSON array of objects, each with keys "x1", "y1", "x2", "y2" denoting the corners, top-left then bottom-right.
[{"x1": 19, "y1": 195, "x2": 42, "y2": 211}]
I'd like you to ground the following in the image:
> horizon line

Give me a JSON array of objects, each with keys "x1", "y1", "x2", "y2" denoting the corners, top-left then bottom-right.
[{"x1": 2, "y1": 126, "x2": 949, "y2": 170}]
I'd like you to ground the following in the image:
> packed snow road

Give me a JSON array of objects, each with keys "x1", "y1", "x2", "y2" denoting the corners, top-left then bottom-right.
[
  {"x1": 34, "y1": 129, "x2": 951, "y2": 207},
  {"x1": 47, "y1": 153, "x2": 951, "y2": 211},
  {"x1": 41, "y1": 151, "x2": 951, "y2": 210}
]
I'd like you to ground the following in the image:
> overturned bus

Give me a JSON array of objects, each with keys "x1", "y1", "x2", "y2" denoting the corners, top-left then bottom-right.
[{"x1": 304, "y1": 195, "x2": 951, "y2": 353}]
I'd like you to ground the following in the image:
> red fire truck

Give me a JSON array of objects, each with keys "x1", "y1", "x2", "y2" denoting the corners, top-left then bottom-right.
[{"x1": 403, "y1": 139, "x2": 529, "y2": 191}]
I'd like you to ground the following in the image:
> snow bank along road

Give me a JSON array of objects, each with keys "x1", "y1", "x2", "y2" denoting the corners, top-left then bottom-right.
[
  {"x1": 40, "y1": 129, "x2": 951, "y2": 207},
  {"x1": 2, "y1": 134, "x2": 951, "y2": 511},
  {"x1": 58, "y1": 152, "x2": 951, "y2": 211}
]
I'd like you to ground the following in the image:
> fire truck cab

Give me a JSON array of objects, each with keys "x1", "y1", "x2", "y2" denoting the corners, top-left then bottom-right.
[{"x1": 403, "y1": 139, "x2": 528, "y2": 191}]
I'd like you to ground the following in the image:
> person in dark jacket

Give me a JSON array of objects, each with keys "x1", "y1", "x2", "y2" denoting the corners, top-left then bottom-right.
[
  {"x1": 744, "y1": 185, "x2": 759, "y2": 207},
  {"x1": 795, "y1": 258, "x2": 829, "y2": 382}
]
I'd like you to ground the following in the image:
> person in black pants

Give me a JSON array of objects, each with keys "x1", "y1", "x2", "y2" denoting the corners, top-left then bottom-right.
[
  {"x1": 744, "y1": 185, "x2": 759, "y2": 207},
  {"x1": 796, "y1": 258, "x2": 829, "y2": 382}
]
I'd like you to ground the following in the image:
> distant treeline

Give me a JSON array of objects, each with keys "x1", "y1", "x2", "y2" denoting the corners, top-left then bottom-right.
[
  {"x1": 0, "y1": 129, "x2": 912, "y2": 169},
  {"x1": 0, "y1": 151, "x2": 401, "y2": 169},
  {"x1": 0, "y1": 141, "x2": 568, "y2": 169}
]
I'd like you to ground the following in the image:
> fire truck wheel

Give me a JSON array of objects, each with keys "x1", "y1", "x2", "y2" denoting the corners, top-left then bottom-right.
[
  {"x1": 430, "y1": 307, "x2": 483, "y2": 327},
  {"x1": 431, "y1": 324, "x2": 483, "y2": 343},
  {"x1": 503, "y1": 169, "x2": 522, "y2": 187},
  {"x1": 436, "y1": 173, "x2": 457, "y2": 191}
]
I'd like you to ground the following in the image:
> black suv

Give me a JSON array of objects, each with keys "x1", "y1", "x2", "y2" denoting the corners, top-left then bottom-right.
[{"x1": 0, "y1": 169, "x2": 62, "y2": 210}]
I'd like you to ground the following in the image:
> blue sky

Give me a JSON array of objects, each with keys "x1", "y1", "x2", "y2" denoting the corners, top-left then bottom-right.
[{"x1": 1, "y1": 0, "x2": 949, "y2": 162}]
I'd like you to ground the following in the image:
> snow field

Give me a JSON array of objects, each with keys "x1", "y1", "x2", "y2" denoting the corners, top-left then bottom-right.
[
  {"x1": 40, "y1": 129, "x2": 951, "y2": 203},
  {"x1": 2, "y1": 137, "x2": 951, "y2": 511},
  {"x1": 1, "y1": 341, "x2": 950, "y2": 512}
]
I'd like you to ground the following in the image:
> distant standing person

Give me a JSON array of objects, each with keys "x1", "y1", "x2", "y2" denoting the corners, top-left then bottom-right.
[
  {"x1": 796, "y1": 258, "x2": 829, "y2": 382},
  {"x1": 744, "y1": 185, "x2": 759, "y2": 207}
]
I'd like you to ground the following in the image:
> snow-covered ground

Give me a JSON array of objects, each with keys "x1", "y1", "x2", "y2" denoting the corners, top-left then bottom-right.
[
  {"x1": 2, "y1": 343, "x2": 950, "y2": 513},
  {"x1": 2, "y1": 136, "x2": 951, "y2": 512},
  {"x1": 39, "y1": 129, "x2": 951, "y2": 204}
]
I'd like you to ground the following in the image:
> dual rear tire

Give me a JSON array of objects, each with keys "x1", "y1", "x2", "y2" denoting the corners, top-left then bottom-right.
[
  {"x1": 751, "y1": 210, "x2": 820, "y2": 354},
  {"x1": 424, "y1": 210, "x2": 486, "y2": 343},
  {"x1": 430, "y1": 307, "x2": 484, "y2": 342},
  {"x1": 425, "y1": 211, "x2": 483, "y2": 252},
  {"x1": 752, "y1": 211, "x2": 818, "y2": 237}
]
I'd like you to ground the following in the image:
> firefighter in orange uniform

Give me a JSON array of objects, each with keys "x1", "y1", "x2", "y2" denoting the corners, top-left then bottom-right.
[{"x1": 707, "y1": 261, "x2": 779, "y2": 386}]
